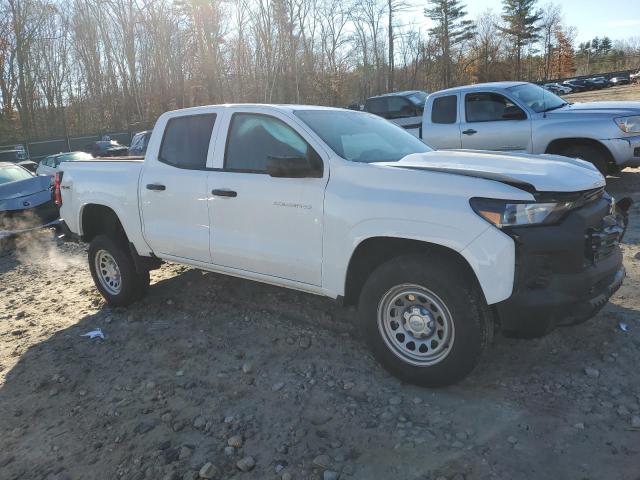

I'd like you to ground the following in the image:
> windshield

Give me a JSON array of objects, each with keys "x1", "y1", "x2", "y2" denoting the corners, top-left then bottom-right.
[
  {"x1": 0, "y1": 165, "x2": 32, "y2": 184},
  {"x1": 507, "y1": 83, "x2": 566, "y2": 113},
  {"x1": 294, "y1": 110, "x2": 431, "y2": 163}
]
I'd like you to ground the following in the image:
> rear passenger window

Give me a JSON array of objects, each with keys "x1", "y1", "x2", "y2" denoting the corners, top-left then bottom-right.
[
  {"x1": 366, "y1": 98, "x2": 388, "y2": 117},
  {"x1": 225, "y1": 113, "x2": 313, "y2": 172},
  {"x1": 159, "y1": 114, "x2": 216, "y2": 169},
  {"x1": 431, "y1": 95, "x2": 457, "y2": 124},
  {"x1": 386, "y1": 97, "x2": 415, "y2": 119}
]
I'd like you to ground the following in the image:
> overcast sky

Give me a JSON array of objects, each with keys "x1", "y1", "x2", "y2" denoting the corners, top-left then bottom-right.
[{"x1": 398, "y1": 0, "x2": 640, "y2": 44}]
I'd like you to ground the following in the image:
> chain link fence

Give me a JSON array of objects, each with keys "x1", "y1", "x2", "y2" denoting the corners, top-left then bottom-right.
[{"x1": 0, "y1": 131, "x2": 134, "y2": 162}]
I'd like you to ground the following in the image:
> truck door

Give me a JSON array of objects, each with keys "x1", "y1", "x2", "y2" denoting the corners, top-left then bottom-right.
[
  {"x1": 139, "y1": 111, "x2": 220, "y2": 263},
  {"x1": 459, "y1": 92, "x2": 531, "y2": 152},
  {"x1": 423, "y1": 94, "x2": 461, "y2": 148},
  {"x1": 208, "y1": 111, "x2": 328, "y2": 286}
]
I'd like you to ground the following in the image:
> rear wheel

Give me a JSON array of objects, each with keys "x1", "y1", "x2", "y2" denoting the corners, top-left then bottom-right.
[
  {"x1": 88, "y1": 234, "x2": 149, "y2": 306},
  {"x1": 358, "y1": 254, "x2": 492, "y2": 387},
  {"x1": 558, "y1": 144, "x2": 608, "y2": 176}
]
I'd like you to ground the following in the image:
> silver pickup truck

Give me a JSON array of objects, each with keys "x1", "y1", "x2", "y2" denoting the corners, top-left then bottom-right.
[{"x1": 420, "y1": 82, "x2": 640, "y2": 175}]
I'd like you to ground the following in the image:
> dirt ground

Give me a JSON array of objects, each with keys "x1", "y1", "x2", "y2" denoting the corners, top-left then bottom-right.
[
  {"x1": 2, "y1": 123, "x2": 640, "y2": 479},
  {"x1": 564, "y1": 82, "x2": 640, "y2": 102}
]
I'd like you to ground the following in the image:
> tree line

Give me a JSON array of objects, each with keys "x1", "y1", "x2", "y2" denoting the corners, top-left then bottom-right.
[{"x1": 1, "y1": 0, "x2": 639, "y2": 143}]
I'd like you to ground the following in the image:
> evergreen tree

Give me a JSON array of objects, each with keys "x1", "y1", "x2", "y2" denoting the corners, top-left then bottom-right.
[
  {"x1": 591, "y1": 36, "x2": 600, "y2": 53},
  {"x1": 425, "y1": 0, "x2": 475, "y2": 88},
  {"x1": 499, "y1": 0, "x2": 542, "y2": 79},
  {"x1": 600, "y1": 36, "x2": 612, "y2": 54}
]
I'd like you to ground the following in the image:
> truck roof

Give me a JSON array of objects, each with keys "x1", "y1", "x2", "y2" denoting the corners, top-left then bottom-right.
[
  {"x1": 162, "y1": 104, "x2": 348, "y2": 116},
  {"x1": 432, "y1": 81, "x2": 527, "y2": 95},
  {"x1": 366, "y1": 90, "x2": 425, "y2": 99}
]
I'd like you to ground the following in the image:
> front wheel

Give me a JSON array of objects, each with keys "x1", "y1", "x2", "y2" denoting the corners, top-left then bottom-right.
[
  {"x1": 358, "y1": 254, "x2": 492, "y2": 387},
  {"x1": 88, "y1": 234, "x2": 149, "y2": 307}
]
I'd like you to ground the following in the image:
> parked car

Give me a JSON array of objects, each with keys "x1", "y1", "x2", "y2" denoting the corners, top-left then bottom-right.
[
  {"x1": 36, "y1": 151, "x2": 93, "y2": 177},
  {"x1": 420, "y1": 81, "x2": 640, "y2": 175},
  {"x1": 0, "y1": 162, "x2": 59, "y2": 240},
  {"x1": 566, "y1": 79, "x2": 598, "y2": 91},
  {"x1": 128, "y1": 130, "x2": 152, "y2": 156},
  {"x1": 56, "y1": 104, "x2": 626, "y2": 387},
  {"x1": 543, "y1": 83, "x2": 571, "y2": 94},
  {"x1": 562, "y1": 80, "x2": 588, "y2": 92},
  {"x1": 0, "y1": 149, "x2": 38, "y2": 173},
  {"x1": 588, "y1": 77, "x2": 611, "y2": 89},
  {"x1": 83, "y1": 140, "x2": 129, "y2": 157},
  {"x1": 609, "y1": 75, "x2": 630, "y2": 86},
  {"x1": 631, "y1": 70, "x2": 640, "y2": 84},
  {"x1": 364, "y1": 90, "x2": 428, "y2": 137}
]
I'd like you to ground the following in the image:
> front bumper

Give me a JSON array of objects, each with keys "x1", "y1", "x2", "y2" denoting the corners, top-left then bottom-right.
[
  {"x1": 601, "y1": 134, "x2": 640, "y2": 168},
  {"x1": 495, "y1": 194, "x2": 625, "y2": 335}
]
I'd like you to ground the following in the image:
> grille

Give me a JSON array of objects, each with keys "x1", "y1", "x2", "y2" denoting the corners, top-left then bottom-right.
[
  {"x1": 535, "y1": 187, "x2": 604, "y2": 207},
  {"x1": 585, "y1": 215, "x2": 624, "y2": 264}
]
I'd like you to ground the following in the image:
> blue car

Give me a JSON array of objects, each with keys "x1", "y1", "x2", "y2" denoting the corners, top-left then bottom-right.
[{"x1": 0, "y1": 162, "x2": 59, "y2": 241}]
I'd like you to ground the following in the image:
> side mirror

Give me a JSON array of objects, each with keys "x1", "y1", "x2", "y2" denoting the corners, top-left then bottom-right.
[
  {"x1": 266, "y1": 155, "x2": 322, "y2": 178},
  {"x1": 502, "y1": 107, "x2": 527, "y2": 120}
]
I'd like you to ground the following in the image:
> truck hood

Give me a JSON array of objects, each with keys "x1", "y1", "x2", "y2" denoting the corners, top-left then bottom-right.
[
  {"x1": 376, "y1": 150, "x2": 605, "y2": 193},
  {"x1": 549, "y1": 101, "x2": 640, "y2": 117}
]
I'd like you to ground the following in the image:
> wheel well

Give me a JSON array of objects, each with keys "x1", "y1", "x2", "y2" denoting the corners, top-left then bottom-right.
[
  {"x1": 545, "y1": 138, "x2": 615, "y2": 170},
  {"x1": 81, "y1": 204, "x2": 127, "y2": 243},
  {"x1": 343, "y1": 237, "x2": 480, "y2": 307}
]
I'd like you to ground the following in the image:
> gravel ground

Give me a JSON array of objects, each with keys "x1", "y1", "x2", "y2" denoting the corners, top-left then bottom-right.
[{"x1": 1, "y1": 168, "x2": 640, "y2": 480}]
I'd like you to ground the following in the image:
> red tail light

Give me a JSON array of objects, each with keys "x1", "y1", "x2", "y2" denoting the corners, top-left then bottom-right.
[{"x1": 54, "y1": 171, "x2": 63, "y2": 207}]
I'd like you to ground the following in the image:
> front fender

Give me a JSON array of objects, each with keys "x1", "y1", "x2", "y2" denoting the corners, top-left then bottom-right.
[{"x1": 323, "y1": 216, "x2": 514, "y2": 305}]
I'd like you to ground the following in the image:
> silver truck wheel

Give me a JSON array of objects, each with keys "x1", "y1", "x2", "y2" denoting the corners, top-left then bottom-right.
[
  {"x1": 377, "y1": 284, "x2": 455, "y2": 366},
  {"x1": 358, "y1": 253, "x2": 492, "y2": 387},
  {"x1": 88, "y1": 234, "x2": 149, "y2": 306},
  {"x1": 94, "y1": 249, "x2": 122, "y2": 295}
]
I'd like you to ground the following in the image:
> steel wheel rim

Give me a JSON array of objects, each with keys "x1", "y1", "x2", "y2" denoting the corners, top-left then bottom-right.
[
  {"x1": 95, "y1": 249, "x2": 122, "y2": 295},
  {"x1": 377, "y1": 284, "x2": 455, "y2": 366}
]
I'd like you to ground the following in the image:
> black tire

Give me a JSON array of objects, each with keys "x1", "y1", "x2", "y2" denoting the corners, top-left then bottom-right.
[
  {"x1": 558, "y1": 144, "x2": 608, "y2": 176},
  {"x1": 358, "y1": 254, "x2": 492, "y2": 387},
  {"x1": 88, "y1": 234, "x2": 149, "y2": 306}
]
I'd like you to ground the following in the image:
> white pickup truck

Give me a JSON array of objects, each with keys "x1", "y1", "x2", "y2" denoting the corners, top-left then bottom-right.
[
  {"x1": 56, "y1": 104, "x2": 627, "y2": 386},
  {"x1": 420, "y1": 82, "x2": 640, "y2": 175}
]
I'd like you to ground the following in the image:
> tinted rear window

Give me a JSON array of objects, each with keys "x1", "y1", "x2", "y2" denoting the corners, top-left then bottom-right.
[
  {"x1": 431, "y1": 95, "x2": 457, "y2": 124},
  {"x1": 365, "y1": 98, "x2": 387, "y2": 116},
  {"x1": 159, "y1": 114, "x2": 217, "y2": 169}
]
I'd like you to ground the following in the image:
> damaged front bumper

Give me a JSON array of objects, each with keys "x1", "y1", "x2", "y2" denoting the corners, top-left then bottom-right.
[
  {"x1": 495, "y1": 194, "x2": 626, "y2": 336},
  {"x1": 601, "y1": 134, "x2": 640, "y2": 168}
]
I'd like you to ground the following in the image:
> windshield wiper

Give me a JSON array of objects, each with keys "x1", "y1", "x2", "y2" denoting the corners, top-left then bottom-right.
[{"x1": 542, "y1": 103, "x2": 568, "y2": 113}]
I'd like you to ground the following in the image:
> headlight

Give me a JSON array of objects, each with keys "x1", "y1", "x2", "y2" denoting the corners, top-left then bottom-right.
[
  {"x1": 614, "y1": 116, "x2": 640, "y2": 134},
  {"x1": 470, "y1": 198, "x2": 573, "y2": 228}
]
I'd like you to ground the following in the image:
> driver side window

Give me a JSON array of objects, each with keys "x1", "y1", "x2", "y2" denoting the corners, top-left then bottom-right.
[
  {"x1": 224, "y1": 113, "x2": 317, "y2": 173},
  {"x1": 465, "y1": 93, "x2": 526, "y2": 122}
]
